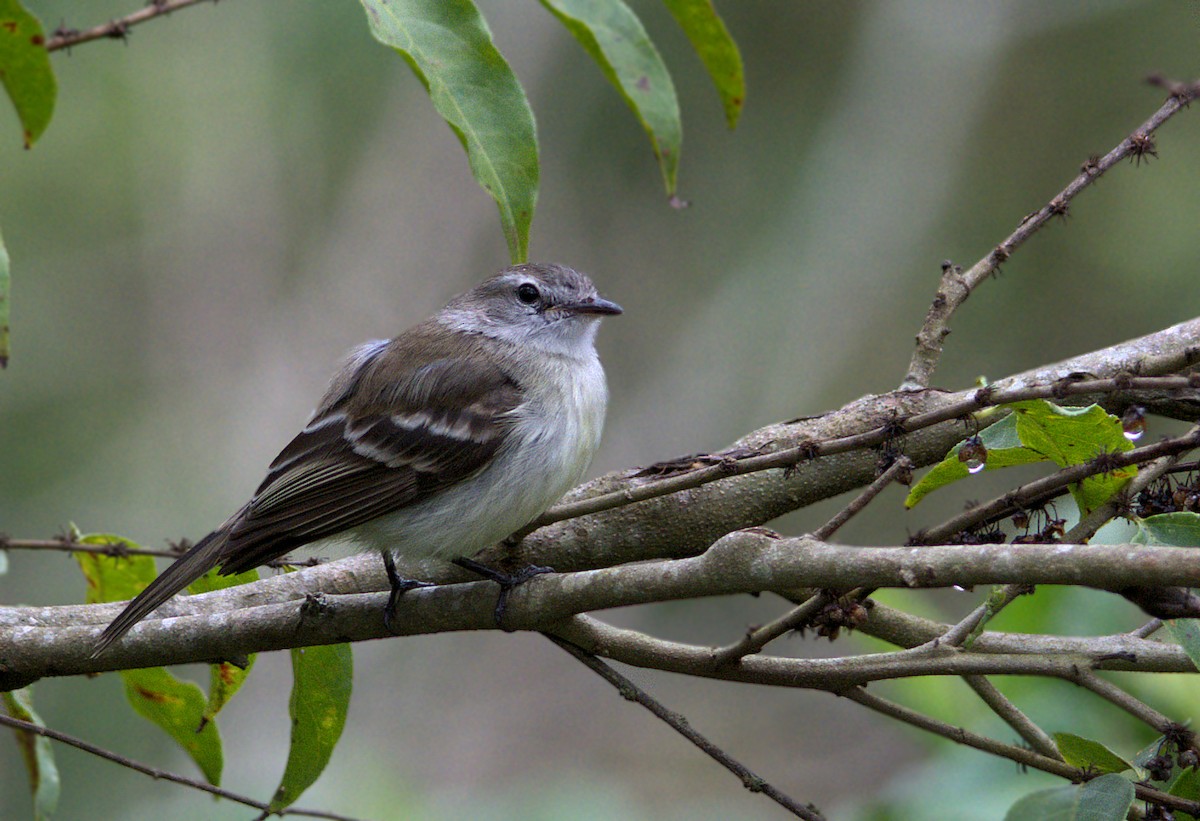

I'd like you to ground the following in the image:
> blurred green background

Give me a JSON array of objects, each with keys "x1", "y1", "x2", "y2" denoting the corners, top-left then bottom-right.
[{"x1": 2, "y1": 1, "x2": 1199, "y2": 818}]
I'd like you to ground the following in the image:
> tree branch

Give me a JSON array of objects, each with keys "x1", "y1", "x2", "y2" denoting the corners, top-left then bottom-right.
[
  {"x1": 546, "y1": 635, "x2": 824, "y2": 820},
  {"x1": 6, "y1": 538, "x2": 1200, "y2": 686},
  {"x1": 902, "y1": 78, "x2": 1200, "y2": 389},
  {"x1": 0, "y1": 712, "x2": 360, "y2": 820},
  {"x1": 45, "y1": 0, "x2": 221, "y2": 53}
]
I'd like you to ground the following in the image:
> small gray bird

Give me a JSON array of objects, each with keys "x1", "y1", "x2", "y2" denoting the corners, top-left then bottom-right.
[{"x1": 94, "y1": 263, "x2": 621, "y2": 654}]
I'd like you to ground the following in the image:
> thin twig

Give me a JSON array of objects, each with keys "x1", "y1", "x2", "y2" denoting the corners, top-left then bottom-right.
[
  {"x1": 709, "y1": 462, "x2": 910, "y2": 667},
  {"x1": 0, "y1": 536, "x2": 324, "y2": 569},
  {"x1": 1129, "y1": 619, "x2": 1164, "y2": 639},
  {"x1": 935, "y1": 584, "x2": 1030, "y2": 649},
  {"x1": 1068, "y1": 669, "x2": 1175, "y2": 734},
  {"x1": 45, "y1": 0, "x2": 220, "y2": 53},
  {"x1": 0, "y1": 712, "x2": 361, "y2": 821},
  {"x1": 545, "y1": 633, "x2": 825, "y2": 821},
  {"x1": 533, "y1": 374, "x2": 1200, "y2": 534},
  {"x1": 711, "y1": 591, "x2": 833, "y2": 667},
  {"x1": 713, "y1": 585, "x2": 875, "y2": 667},
  {"x1": 962, "y1": 675, "x2": 1061, "y2": 760},
  {"x1": 0, "y1": 537, "x2": 182, "y2": 560},
  {"x1": 813, "y1": 457, "x2": 912, "y2": 541},
  {"x1": 841, "y1": 685, "x2": 1079, "y2": 777},
  {"x1": 902, "y1": 79, "x2": 1200, "y2": 389}
]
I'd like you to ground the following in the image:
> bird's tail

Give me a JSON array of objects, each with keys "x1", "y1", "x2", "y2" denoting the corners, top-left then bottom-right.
[{"x1": 91, "y1": 530, "x2": 229, "y2": 657}]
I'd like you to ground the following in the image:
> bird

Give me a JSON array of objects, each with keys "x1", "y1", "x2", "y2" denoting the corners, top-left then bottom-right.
[{"x1": 93, "y1": 263, "x2": 621, "y2": 655}]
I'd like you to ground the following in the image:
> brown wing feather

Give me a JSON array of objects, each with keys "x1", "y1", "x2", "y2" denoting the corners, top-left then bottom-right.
[{"x1": 216, "y1": 342, "x2": 524, "y2": 573}]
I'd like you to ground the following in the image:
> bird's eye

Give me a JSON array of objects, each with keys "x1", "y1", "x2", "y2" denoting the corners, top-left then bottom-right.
[{"x1": 516, "y1": 283, "x2": 540, "y2": 305}]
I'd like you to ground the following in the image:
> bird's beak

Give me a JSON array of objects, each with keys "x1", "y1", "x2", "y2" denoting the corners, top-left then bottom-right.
[{"x1": 564, "y1": 297, "x2": 623, "y2": 316}]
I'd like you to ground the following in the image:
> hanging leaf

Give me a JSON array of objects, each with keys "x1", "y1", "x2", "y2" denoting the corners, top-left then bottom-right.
[
  {"x1": 3, "y1": 686, "x2": 60, "y2": 820},
  {"x1": 269, "y1": 643, "x2": 353, "y2": 812},
  {"x1": 541, "y1": 0, "x2": 682, "y2": 196},
  {"x1": 0, "y1": 0, "x2": 55, "y2": 147},
  {"x1": 360, "y1": 0, "x2": 538, "y2": 262},
  {"x1": 661, "y1": 0, "x2": 744, "y2": 127}
]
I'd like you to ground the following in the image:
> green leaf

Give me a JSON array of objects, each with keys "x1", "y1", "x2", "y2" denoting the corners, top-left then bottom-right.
[
  {"x1": 905, "y1": 401, "x2": 1136, "y2": 512},
  {"x1": 1165, "y1": 618, "x2": 1200, "y2": 674},
  {"x1": 1170, "y1": 766, "x2": 1200, "y2": 821},
  {"x1": 190, "y1": 567, "x2": 260, "y2": 725},
  {"x1": 3, "y1": 687, "x2": 60, "y2": 820},
  {"x1": 905, "y1": 413, "x2": 1043, "y2": 508},
  {"x1": 0, "y1": 0, "x2": 55, "y2": 147},
  {"x1": 1077, "y1": 774, "x2": 1136, "y2": 820},
  {"x1": 0, "y1": 220, "x2": 8, "y2": 367},
  {"x1": 121, "y1": 666, "x2": 224, "y2": 785},
  {"x1": 1005, "y1": 785, "x2": 1082, "y2": 820},
  {"x1": 1005, "y1": 775, "x2": 1134, "y2": 821},
  {"x1": 269, "y1": 644, "x2": 353, "y2": 812},
  {"x1": 540, "y1": 0, "x2": 682, "y2": 195},
  {"x1": 1131, "y1": 511, "x2": 1200, "y2": 548},
  {"x1": 75, "y1": 534, "x2": 158, "y2": 604},
  {"x1": 360, "y1": 0, "x2": 538, "y2": 263},
  {"x1": 661, "y1": 0, "x2": 744, "y2": 128},
  {"x1": 1012, "y1": 401, "x2": 1135, "y2": 514},
  {"x1": 1053, "y1": 733, "x2": 1134, "y2": 774}
]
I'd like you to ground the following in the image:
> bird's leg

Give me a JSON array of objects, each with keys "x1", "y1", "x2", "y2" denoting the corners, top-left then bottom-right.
[
  {"x1": 452, "y1": 556, "x2": 553, "y2": 631},
  {"x1": 382, "y1": 552, "x2": 435, "y2": 634}
]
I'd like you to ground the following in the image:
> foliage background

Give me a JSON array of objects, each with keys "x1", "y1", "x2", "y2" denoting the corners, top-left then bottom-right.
[{"x1": 1, "y1": 1, "x2": 1198, "y2": 818}]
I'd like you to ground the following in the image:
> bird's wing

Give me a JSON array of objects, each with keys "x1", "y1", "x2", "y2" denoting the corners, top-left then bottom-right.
[{"x1": 217, "y1": 353, "x2": 524, "y2": 573}]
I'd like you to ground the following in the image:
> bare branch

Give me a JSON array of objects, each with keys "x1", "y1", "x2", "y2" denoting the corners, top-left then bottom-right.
[
  {"x1": 902, "y1": 80, "x2": 1200, "y2": 389},
  {"x1": 962, "y1": 675, "x2": 1061, "y2": 760},
  {"x1": 547, "y1": 635, "x2": 824, "y2": 820},
  {"x1": 9, "y1": 538, "x2": 1200, "y2": 685},
  {"x1": 45, "y1": 0, "x2": 220, "y2": 53},
  {"x1": 813, "y1": 456, "x2": 913, "y2": 541},
  {"x1": 0, "y1": 712, "x2": 360, "y2": 820}
]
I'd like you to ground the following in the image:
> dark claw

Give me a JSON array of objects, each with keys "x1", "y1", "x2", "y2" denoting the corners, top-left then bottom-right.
[
  {"x1": 452, "y1": 556, "x2": 553, "y2": 630},
  {"x1": 382, "y1": 553, "x2": 435, "y2": 634}
]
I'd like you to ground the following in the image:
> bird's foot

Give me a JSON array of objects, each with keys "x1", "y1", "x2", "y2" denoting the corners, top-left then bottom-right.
[
  {"x1": 382, "y1": 552, "x2": 436, "y2": 634},
  {"x1": 452, "y1": 556, "x2": 553, "y2": 631}
]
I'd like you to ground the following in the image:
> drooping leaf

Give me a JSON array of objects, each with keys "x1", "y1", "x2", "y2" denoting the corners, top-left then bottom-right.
[
  {"x1": 1053, "y1": 733, "x2": 1134, "y2": 774},
  {"x1": 121, "y1": 666, "x2": 224, "y2": 785},
  {"x1": 360, "y1": 0, "x2": 538, "y2": 262},
  {"x1": 540, "y1": 0, "x2": 682, "y2": 196},
  {"x1": 1005, "y1": 785, "x2": 1081, "y2": 820},
  {"x1": 0, "y1": 0, "x2": 55, "y2": 147},
  {"x1": 269, "y1": 643, "x2": 353, "y2": 812},
  {"x1": 1132, "y1": 511, "x2": 1200, "y2": 548},
  {"x1": 3, "y1": 686, "x2": 60, "y2": 820},
  {"x1": 661, "y1": 0, "x2": 743, "y2": 127},
  {"x1": 75, "y1": 534, "x2": 158, "y2": 605},
  {"x1": 1160, "y1": 614, "x2": 1200, "y2": 677}
]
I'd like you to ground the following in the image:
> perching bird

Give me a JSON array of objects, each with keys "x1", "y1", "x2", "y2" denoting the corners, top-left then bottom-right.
[{"x1": 94, "y1": 263, "x2": 621, "y2": 654}]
